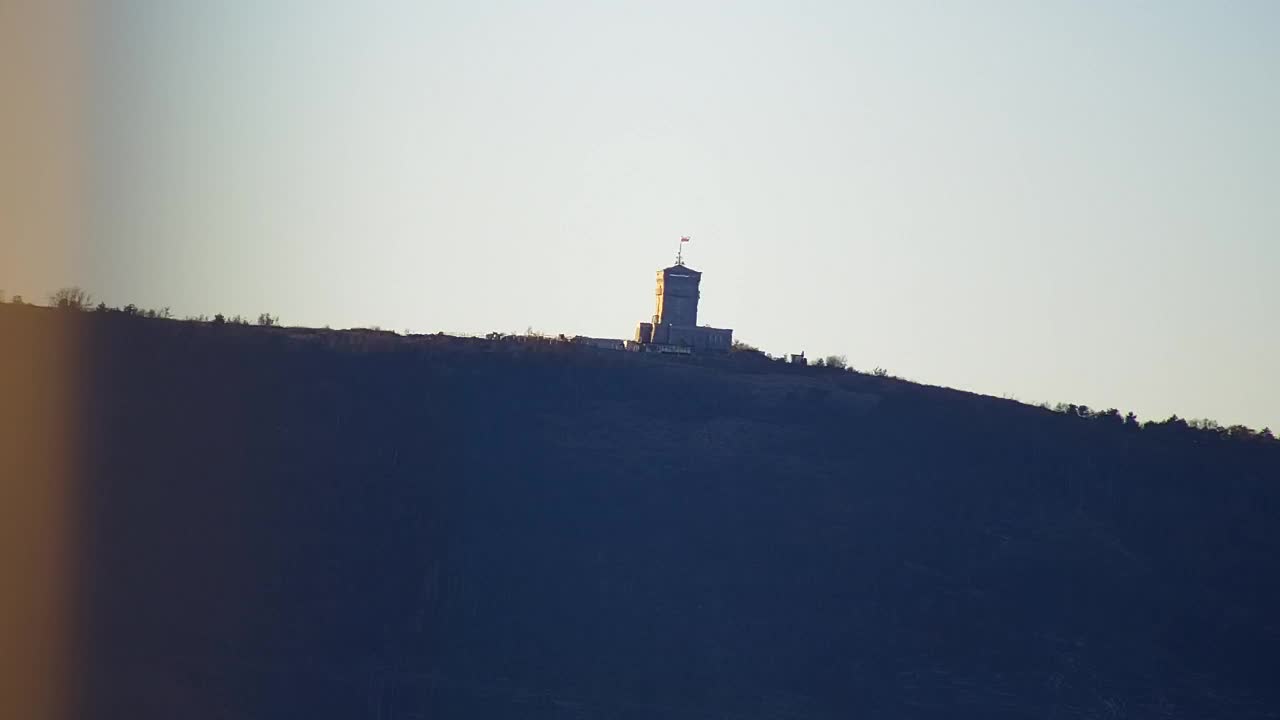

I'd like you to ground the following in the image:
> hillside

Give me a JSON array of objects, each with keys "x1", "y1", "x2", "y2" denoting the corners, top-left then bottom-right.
[{"x1": 3, "y1": 303, "x2": 1279, "y2": 719}]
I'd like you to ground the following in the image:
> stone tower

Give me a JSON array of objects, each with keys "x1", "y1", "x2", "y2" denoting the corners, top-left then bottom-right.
[
  {"x1": 653, "y1": 264, "x2": 701, "y2": 328},
  {"x1": 634, "y1": 247, "x2": 733, "y2": 353}
]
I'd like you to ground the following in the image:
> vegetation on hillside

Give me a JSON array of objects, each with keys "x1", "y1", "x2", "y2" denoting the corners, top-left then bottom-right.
[
  {"x1": 19, "y1": 287, "x2": 1277, "y2": 445},
  {"x1": 3, "y1": 299, "x2": 1278, "y2": 718}
]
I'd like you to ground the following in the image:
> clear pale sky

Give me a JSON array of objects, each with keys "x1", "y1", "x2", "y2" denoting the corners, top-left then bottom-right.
[{"x1": 4, "y1": 1, "x2": 1277, "y2": 429}]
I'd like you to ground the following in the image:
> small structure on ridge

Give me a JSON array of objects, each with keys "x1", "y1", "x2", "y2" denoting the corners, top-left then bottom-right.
[{"x1": 632, "y1": 237, "x2": 733, "y2": 353}]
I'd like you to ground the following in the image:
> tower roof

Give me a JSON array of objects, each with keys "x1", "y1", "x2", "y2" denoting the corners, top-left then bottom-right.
[{"x1": 661, "y1": 264, "x2": 701, "y2": 276}]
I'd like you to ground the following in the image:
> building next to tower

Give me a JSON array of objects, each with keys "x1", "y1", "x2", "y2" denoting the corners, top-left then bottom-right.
[{"x1": 632, "y1": 239, "x2": 733, "y2": 353}]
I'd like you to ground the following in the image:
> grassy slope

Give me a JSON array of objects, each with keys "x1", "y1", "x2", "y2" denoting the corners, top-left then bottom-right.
[{"x1": 3, "y1": 304, "x2": 1278, "y2": 719}]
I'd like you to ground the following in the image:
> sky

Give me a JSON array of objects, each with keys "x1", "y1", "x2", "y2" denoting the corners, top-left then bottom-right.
[{"x1": 4, "y1": 0, "x2": 1278, "y2": 429}]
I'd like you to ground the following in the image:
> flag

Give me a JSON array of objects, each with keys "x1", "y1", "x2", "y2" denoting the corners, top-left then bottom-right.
[{"x1": 680, "y1": 236, "x2": 690, "y2": 243}]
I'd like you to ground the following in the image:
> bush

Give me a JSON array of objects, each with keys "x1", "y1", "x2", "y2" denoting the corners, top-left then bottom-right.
[
  {"x1": 1189, "y1": 418, "x2": 1222, "y2": 432},
  {"x1": 49, "y1": 286, "x2": 92, "y2": 311},
  {"x1": 1226, "y1": 425, "x2": 1256, "y2": 441}
]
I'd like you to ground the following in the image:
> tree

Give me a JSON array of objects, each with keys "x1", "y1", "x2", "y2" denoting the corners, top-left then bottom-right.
[
  {"x1": 1151, "y1": 414, "x2": 1189, "y2": 432},
  {"x1": 824, "y1": 354, "x2": 848, "y2": 370},
  {"x1": 1225, "y1": 425, "x2": 1256, "y2": 441},
  {"x1": 1095, "y1": 408, "x2": 1122, "y2": 425},
  {"x1": 872, "y1": 367, "x2": 890, "y2": 377},
  {"x1": 213, "y1": 313, "x2": 226, "y2": 325},
  {"x1": 12, "y1": 295, "x2": 24, "y2": 305},
  {"x1": 256, "y1": 313, "x2": 278, "y2": 327},
  {"x1": 49, "y1": 286, "x2": 92, "y2": 310},
  {"x1": 1189, "y1": 418, "x2": 1221, "y2": 432}
]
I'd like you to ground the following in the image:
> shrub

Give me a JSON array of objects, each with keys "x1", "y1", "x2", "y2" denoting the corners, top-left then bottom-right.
[
  {"x1": 1189, "y1": 418, "x2": 1222, "y2": 432},
  {"x1": 49, "y1": 286, "x2": 92, "y2": 311},
  {"x1": 1226, "y1": 425, "x2": 1256, "y2": 441}
]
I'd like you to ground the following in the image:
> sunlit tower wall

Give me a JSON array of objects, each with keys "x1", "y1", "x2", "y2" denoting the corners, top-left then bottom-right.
[
  {"x1": 653, "y1": 265, "x2": 701, "y2": 328},
  {"x1": 633, "y1": 237, "x2": 732, "y2": 352}
]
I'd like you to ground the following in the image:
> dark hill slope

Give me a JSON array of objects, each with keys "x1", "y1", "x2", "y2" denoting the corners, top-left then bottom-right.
[{"x1": 3, "y1": 305, "x2": 1279, "y2": 719}]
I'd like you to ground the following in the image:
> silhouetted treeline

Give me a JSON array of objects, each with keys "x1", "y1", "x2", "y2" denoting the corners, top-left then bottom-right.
[{"x1": 23, "y1": 289, "x2": 1277, "y2": 445}]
